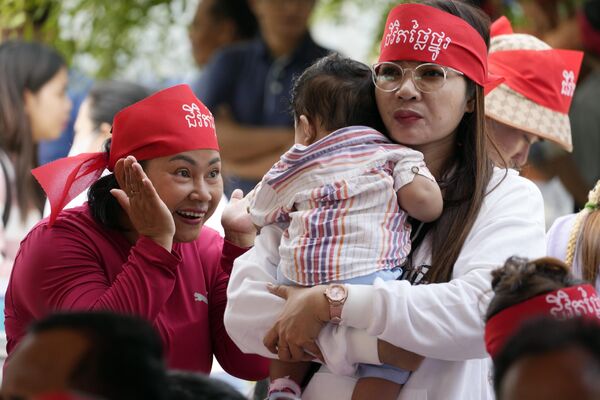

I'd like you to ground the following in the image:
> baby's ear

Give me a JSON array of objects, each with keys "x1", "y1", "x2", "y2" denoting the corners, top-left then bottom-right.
[{"x1": 297, "y1": 115, "x2": 317, "y2": 145}]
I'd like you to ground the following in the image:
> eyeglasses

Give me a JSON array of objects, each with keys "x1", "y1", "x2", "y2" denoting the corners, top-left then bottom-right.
[{"x1": 372, "y1": 62, "x2": 464, "y2": 93}]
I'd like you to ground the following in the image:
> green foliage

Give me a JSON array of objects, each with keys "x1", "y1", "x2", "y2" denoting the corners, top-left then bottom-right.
[
  {"x1": 0, "y1": 0, "x2": 189, "y2": 78},
  {"x1": 1, "y1": 0, "x2": 587, "y2": 79}
]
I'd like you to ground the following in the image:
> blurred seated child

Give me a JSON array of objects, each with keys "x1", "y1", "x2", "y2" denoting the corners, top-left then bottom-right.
[
  {"x1": 484, "y1": 256, "x2": 600, "y2": 360},
  {"x1": 492, "y1": 317, "x2": 600, "y2": 400}
]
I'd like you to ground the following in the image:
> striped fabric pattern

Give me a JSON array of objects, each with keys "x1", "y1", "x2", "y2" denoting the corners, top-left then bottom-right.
[{"x1": 250, "y1": 126, "x2": 431, "y2": 286}]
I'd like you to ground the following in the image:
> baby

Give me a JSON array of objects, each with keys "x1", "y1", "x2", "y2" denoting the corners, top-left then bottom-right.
[{"x1": 249, "y1": 54, "x2": 443, "y2": 400}]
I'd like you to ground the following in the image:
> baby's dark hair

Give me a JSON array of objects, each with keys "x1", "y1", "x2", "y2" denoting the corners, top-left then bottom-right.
[
  {"x1": 290, "y1": 53, "x2": 385, "y2": 133},
  {"x1": 485, "y1": 256, "x2": 583, "y2": 321}
]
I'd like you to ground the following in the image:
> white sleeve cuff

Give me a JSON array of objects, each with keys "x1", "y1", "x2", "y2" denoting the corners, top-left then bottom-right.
[
  {"x1": 342, "y1": 284, "x2": 374, "y2": 330},
  {"x1": 346, "y1": 327, "x2": 381, "y2": 365},
  {"x1": 319, "y1": 325, "x2": 380, "y2": 376}
]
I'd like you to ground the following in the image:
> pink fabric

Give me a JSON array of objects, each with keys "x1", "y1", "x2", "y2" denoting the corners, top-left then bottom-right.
[{"x1": 4, "y1": 205, "x2": 269, "y2": 379}]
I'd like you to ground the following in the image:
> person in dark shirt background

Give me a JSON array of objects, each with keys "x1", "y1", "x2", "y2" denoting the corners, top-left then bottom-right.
[{"x1": 194, "y1": 0, "x2": 331, "y2": 197}]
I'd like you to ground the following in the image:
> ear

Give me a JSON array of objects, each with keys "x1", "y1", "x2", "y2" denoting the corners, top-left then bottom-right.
[
  {"x1": 23, "y1": 89, "x2": 36, "y2": 115},
  {"x1": 465, "y1": 96, "x2": 475, "y2": 113},
  {"x1": 96, "y1": 122, "x2": 113, "y2": 149},
  {"x1": 297, "y1": 115, "x2": 317, "y2": 146},
  {"x1": 98, "y1": 122, "x2": 112, "y2": 136}
]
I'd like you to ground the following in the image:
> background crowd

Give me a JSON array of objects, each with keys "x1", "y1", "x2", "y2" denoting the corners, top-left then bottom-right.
[{"x1": 1, "y1": 0, "x2": 600, "y2": 399}]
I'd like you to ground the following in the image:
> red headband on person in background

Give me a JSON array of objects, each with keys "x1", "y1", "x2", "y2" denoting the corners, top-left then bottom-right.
[
  {"x1": 484, "y1": 284, "x2": 600, "y2": 359},
  {"x1": 378, "y1": 3, "x2": 503, "y2": 89},
  {"x1": 486, "y1": 17, "x2": 584, "y2": 114},
  {"x1": 32, "y1": 84, "x2": 219, "y2": 226}
]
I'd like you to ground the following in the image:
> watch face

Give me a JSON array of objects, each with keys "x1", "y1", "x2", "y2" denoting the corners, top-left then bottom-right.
[{"x1": 328, "y1": 285, "x2": 345, "y2": 301}]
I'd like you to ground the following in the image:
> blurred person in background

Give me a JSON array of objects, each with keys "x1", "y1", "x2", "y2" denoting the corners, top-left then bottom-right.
[
  {"x1": 567, "y1": 0, "x2": 600, "y2": 193},
  {"x1": 484, "y1": 256, "x2": 600, "y2": 397},
  {"x1": 38, "y1": 69, "x2": 91, "y2": 166},
  {"x1": 522, "y1": 0, "x2": 600, "y2": 216},
  {"x1": 188, "y1": 0, "x2": 258, "y2": 69},
  {"x1": 187, "y1": 0, "x2": 259, "y2": 235},
  {"x1": 2, "y1": 0, "x2": 94, "y2": 167},
  {"x1": 0, "y1": 40, "x2": 71, "y2": 288},
  {"x1": 69, "y1": 81, "x2": 149, "y2": 157},
  {"x1": 484, "y1": 17, "x2": 585, "y2": 228},
  {"x1": 42, "y1": 80, "x2": 151, "y2": 216},
  {"x1": 194, "y1": 0, "x2": 331, "y2": 197},
  {"x1": 2, "y1": 312, "x2": 169, "y2": 400},
  {"x1": 490, "y1": 0, "x2": 600, "y2": 209},
  {"x1": 492, "y1": 317, "x2": 600, "y2": 400},
  {"x1": 547, "y1": 179, "x2": 600, "y2": 291},
  {"x1": 484, "y1": 256, "x2": 599, "y2": 360}
]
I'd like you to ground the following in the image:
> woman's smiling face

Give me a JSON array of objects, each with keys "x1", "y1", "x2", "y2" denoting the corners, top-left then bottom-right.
[
  {"x1": 375, "y1": 60, "x2": 472, "y2": 156},
  {"x1": 144, "y1": 149, "x2": 223, "y2": 243}
]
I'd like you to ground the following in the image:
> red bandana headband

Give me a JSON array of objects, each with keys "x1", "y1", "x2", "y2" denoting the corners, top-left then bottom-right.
[
  {"x1": 486, "y1": 17, "x2": 584, "y2": 114},
  {"x1": 32, "y1": 84, "x2": 219, "y2": 226},
  {"x1": 378, "y1": 3, "x2": 502, "y2": 89},
  {"x1": 485, "y1": 284, "x2": 600, "y2": 359}
]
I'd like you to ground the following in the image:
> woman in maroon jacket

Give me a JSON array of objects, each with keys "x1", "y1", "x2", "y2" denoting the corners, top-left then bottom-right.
[{"x1": 4, "y1": 84, "x2": 269, "y2": 379}]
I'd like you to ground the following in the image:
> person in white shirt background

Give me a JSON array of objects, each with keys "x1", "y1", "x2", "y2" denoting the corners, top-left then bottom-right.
[
  {"x1": 547, "y1": 179, "x2": 600, "y2": 291},
  {"x1": 41, "y1": 80, "x2": 151, "y2": 216},
  {"x1": 0, "y1": 39, "x2": 72, "y2": 371},
  {"x1": 0, "y1": 41, "x2": 72, "y2": 283},
  {"x1": 224, "y1": 1, "x2": 546, "y2": 399}
]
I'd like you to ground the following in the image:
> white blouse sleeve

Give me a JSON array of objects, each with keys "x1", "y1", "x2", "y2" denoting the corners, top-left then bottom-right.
[
  {"x1": 224, "y1": 223, "x2": 380, "y2": 375},
  {"x1": 224, "y1": 223, "x2": 284, "y2": 358},
  {"x1": 340, "y1": 171, "x2": 546, "y2": 361}
]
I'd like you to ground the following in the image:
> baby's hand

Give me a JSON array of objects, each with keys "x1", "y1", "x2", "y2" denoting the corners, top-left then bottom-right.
[{"x1": 222, "y1": 189, "x2": 256, "y2": 247}]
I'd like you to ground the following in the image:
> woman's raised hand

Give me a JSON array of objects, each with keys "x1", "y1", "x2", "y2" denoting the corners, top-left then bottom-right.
[
  {"x1": 111, "y1": 156, "x2": 175, "y2": 251},
  {"x1": 221, "y1": 188, "x2": 257, "y2": 248},
  {"x1": 263, "y1": 284, "x2": 328, "y2": 363}
]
